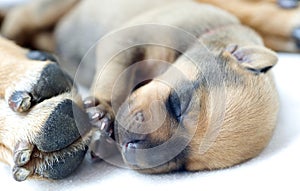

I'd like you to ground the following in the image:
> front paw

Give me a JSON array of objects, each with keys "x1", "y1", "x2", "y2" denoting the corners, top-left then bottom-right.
[
  {"x1": 0, "y1": 39, "x2": 92, "y2": 181},
  {"x1": 83, "y1": 97, "x2": 119, "y2": 162},
  {"x1": 1, "y1": 83, "x2": 91, "y2": 182}
]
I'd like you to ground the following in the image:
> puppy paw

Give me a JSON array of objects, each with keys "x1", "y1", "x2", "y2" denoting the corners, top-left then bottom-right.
[
  {"x1": 83, "y1": 97, "x2": 119, "y2": 161},
  {"x1": 0, "y1": 39, "x2": 92, "y2": 181},
  {"x1": 84, "y1": 97, "x2": 114, "y2": 137},
  {"x1": 4, "y1": 51, "x2": 72, "y2": 113}
]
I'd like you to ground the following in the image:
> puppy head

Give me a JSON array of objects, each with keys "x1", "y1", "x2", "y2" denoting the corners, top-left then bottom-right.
[
  {"x1": 114, "y1": 78, "x2": 196, "y2": 173},
  {"x1": 114, "y1": 44, "x2": 279, "y2": 173}
]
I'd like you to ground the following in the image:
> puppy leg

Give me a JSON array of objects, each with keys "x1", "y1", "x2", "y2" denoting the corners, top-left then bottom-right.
[
  {"x1": 261, "y1": 33, "x2": 299, "y2": 51},
  {"x1": 196, "y1": 0, "x2": 300, "y2": 52},
  {"x1": 1, "y1": 0, "x2": 79, "y2": 47},
  {"x1": 85, "y1": 46, "x2": 143, "y2": 160},
  {"x1": 0, "y1": 37, "x2": 91, "y2": 181}
]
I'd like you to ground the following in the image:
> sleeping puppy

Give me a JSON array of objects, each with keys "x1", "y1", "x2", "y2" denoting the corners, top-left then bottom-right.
[
  {"x1": 0, "y1": 0, "x2": 279, "y2": 181},
  {"x1": 84, "y1": 1, "x2": 279, "y2": 173}
]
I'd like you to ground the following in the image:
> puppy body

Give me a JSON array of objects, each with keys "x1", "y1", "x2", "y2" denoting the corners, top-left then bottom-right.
[{"x1": 83, "y1": 2, "x2": 279, "y2": 172}]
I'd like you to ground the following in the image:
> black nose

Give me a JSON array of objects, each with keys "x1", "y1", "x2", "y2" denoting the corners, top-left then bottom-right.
[
  {"x1": 116, "y1": 111, "x2": 150, "y2": 166},
  {"x1": 122, "y1": 139, "x2": 145, "y2": 166}
]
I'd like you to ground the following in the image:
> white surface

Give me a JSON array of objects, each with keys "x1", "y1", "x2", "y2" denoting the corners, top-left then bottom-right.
[{"x1": 0, "y1": 53, "x2": 300, "y2": 190}]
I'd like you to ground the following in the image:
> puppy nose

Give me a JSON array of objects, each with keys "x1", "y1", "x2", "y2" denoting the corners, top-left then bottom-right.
[
  {"x1": 122, "y1": 136, "x2": 146, "y2": 166},
  {"x1": 121, "y1": 114, "x2": 147, "y2": 166},
  {"x1": 123, "y1": 133, "x2": 147, "y2": 149}
]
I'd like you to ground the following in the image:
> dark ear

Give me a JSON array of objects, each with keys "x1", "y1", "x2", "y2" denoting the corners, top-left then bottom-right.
[{"x1": 225, "y1": 44, "x2": 278, "y2": 74}]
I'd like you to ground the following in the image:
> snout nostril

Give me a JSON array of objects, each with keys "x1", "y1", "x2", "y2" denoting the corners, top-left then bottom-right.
[{"x1": 125, "y1": 140, "x2": 143, "y2": 149}]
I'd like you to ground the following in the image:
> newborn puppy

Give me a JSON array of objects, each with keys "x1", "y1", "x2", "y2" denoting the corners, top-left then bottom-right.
[{"x1": 83, "y1": 2, "x2": 279, "y2": 173}]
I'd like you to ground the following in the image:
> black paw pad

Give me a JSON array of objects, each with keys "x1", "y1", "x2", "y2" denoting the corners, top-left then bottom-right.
[
  {"x1": 31, "y1": 64, "x2": 73, "y2": 103},
  {"x1": 41, "y1": 146, "x2": 88, "y2": 180},
  {"x1": 34, "y1": 99, "x2": 91, "y2": 152},
  {"x1": 27, "y1": 50, "x2": 58, "y2": 62},
  {"x1": 277, "y1": 0, "x2": 299, "y2": 9}
]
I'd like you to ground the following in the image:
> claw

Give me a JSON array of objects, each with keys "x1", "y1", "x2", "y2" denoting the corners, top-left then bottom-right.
[
  {"x1": 8, "y1": 91, "x2": 32, "y2": 112},
  {"x1": 12, "y1": 166, "x2": 31, "y2": 182},
  {"x1": 292, "y1": 27, "x2": 300, "y2": 49},
  {"x1": 86, "y1": 106, "x2": 106, "y2": 124},
  {"x1": 99, "y1": 114, "x2": 113, "y2": 137},
  {"x1": 14, "y1": 141, "x2": 34, "y2": 166},
  {"x1": 83, "y1": 96, "x2": 100, "y2": 109}
]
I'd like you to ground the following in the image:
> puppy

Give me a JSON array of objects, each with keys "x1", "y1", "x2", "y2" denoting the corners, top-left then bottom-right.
[
  {"x1": 84, "y1": 1, "x2": 279, "y2": 173},
  {"x1": 0, "y1": 0, "x2": 279, "y2": 180}
]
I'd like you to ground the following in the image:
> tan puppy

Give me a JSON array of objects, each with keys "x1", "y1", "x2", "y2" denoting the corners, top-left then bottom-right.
[
  {"x1": 85, "y1": 1, "x2": 279, "y2": 173},
  {"x1": 0, "y1": 0, "x2": 279, "y2": 181}
]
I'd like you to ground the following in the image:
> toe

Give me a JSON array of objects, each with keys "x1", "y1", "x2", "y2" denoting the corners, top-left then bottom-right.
[
  {"x1": 99, "y1": 114, "x2": 113, "y2": 137},
  {"x1": 86, "y1": 105, "x2": 106, "y2": 124},
  {"x1": 8, "y1": 91, "x2": 32, "y2": 112},
  {"x1": 13, "y1": 141, "x2": 34, "y2": 166},
  {"x1": 7, "y1": 63, "x2": 74, "y2": 113},
  {"x1": 12, "y1": 166, "x2": 31, "y2": 182},
  {"x1": 83, "y1": 96, "x2": 100, "y2": 109}
]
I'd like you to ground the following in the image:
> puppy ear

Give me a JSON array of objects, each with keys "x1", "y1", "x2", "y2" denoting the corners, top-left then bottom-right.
[{"x1": 225, "y1": 44, "x2": 278, "y2": 75}]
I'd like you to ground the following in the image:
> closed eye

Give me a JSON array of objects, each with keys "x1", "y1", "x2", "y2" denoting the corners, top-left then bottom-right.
[{"x1": 166, "y1": 90, "x2": 182, "y2": 121}]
